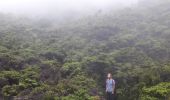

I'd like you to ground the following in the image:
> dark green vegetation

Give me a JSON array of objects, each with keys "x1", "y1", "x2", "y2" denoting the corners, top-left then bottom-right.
[{"x1": 0, "y1": 0, "x2": 170, "y2": 100}]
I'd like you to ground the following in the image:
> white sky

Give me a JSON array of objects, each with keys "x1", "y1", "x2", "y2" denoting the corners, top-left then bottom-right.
[{"x1": 0, "y1": 0, "x2": 138, "y2": 18}]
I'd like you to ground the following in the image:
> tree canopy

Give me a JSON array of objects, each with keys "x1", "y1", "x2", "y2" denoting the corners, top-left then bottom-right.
[{"x1": 0, "y1": 0, "x2": 170, "y2": 99}]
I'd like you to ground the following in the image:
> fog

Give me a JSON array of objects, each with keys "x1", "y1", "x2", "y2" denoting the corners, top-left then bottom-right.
[{"x1": 0, "y1": 0, "x2": 139, "y2": 20}]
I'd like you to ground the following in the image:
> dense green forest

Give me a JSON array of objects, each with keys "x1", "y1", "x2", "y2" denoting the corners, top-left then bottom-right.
[{"x1": 0, "y1": 0, "x2": 170, "y2": 100}]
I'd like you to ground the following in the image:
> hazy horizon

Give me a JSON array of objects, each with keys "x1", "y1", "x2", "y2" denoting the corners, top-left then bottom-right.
[{"x1": 0, "y1": 0, "x2": 139, "y2": 19}]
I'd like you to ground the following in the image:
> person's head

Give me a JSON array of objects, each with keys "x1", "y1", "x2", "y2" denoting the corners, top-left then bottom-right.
[{"x1": 107, "y1": 73, "x2": 112, "y2": 79}]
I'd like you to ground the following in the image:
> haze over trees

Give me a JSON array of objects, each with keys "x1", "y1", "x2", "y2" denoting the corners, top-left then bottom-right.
[{"x1": 0, "y1": 0, "x2": 170, "y2": 100}]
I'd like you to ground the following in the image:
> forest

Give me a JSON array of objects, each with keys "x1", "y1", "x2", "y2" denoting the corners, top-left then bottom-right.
[{"x1": 0, "y1": 0, "x2": 170, "y2": 100}]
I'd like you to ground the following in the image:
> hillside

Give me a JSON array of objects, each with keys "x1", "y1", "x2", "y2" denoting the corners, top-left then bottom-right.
[{"x1": 0, "y1": 0, "x2": 170, "y2": 100}]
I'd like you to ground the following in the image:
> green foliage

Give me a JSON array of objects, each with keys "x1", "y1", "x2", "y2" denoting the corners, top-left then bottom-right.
[
  {"x1": 2, "y1": 85, "x2": 19, "y2": 96},
  {"x1": 62, "y1": 89, "x2": 92, "y2": 100},
  {"x1": 0, "y1": 67, "x2": 40, "y2": 97},
  {"x1": 0, "y1": 0, "x2": 170, "y2": 99},
  {"x1": 0, "y1": 71, "x2": 20, "y2": 85},
  {"x1": 140, "y1": 82, "x2": 170, "y2": 100},
  {"x1": 55, "y1": 74, "x2": 96, "y2": 97},
  {"x1": 60, "y1": 62, "x2": 82, "y2": 79},
  {"x1": 0, "y1": 71, "x2": 20, "y2": 79}
]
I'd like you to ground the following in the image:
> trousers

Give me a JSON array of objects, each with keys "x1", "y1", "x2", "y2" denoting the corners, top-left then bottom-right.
[{"x1": 106, "y1": 92, "x2": 114, "y2": 100}]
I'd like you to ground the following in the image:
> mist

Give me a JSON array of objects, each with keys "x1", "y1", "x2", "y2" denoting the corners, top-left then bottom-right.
[
  {"x1": 0, "y1": 0, "x2": 138, "y2": 20},
  {"x1": 0, "y1": 0, "x2": 170, "y2": 99}
]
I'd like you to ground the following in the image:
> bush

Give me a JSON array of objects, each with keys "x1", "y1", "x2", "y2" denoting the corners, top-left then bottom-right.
[
  {"x1": 2, "y1": 85, "x2": 20, "y2": 96},
  {"x1": 140, "y1": 82, "x2": 170, "y2": 100}
]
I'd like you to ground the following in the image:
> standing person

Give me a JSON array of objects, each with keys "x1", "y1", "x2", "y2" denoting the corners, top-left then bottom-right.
[{"x1": 106, "y1": 73, "x2": 115, "y2": 100}]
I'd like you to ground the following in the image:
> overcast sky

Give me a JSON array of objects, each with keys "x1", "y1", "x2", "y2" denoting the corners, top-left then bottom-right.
[{"x1": 0, "y1": 0, "x2": 139, "y2": 19}]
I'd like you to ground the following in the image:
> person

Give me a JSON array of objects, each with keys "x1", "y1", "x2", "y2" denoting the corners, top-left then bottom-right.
[{"x1": 106, "y1": 73, "x2": 115, "y2": 100}]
